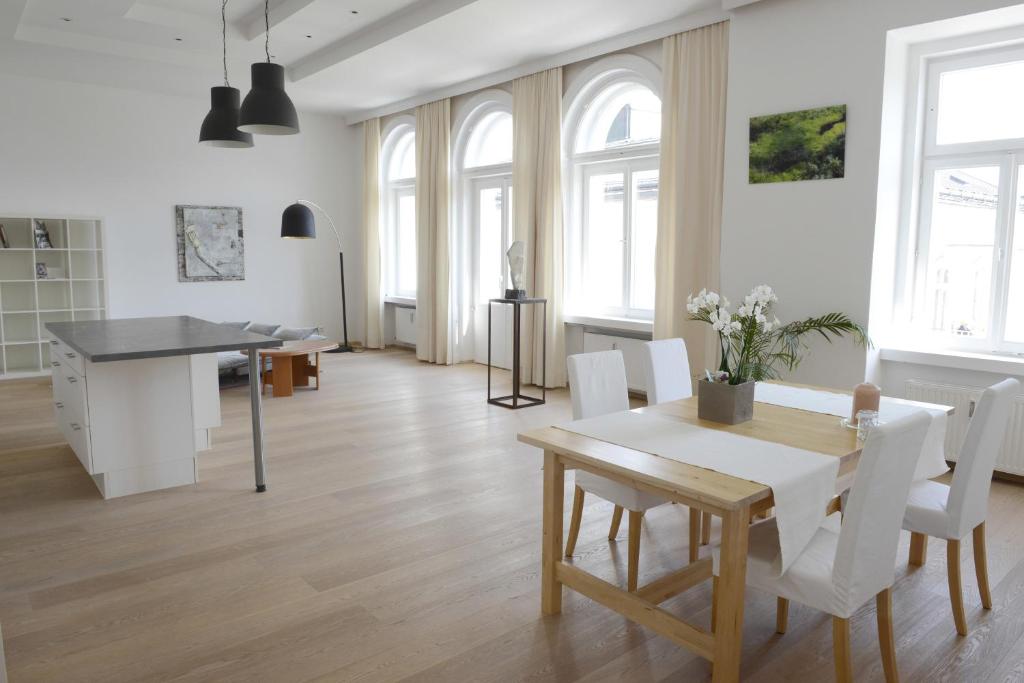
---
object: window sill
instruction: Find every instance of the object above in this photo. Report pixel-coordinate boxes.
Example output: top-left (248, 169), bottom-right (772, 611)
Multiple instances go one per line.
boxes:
top-left (384, 296), bottom-right (416, 308)
top-left (879, 346), bottom-right (1024, 376)
top-left (563, 314), bottom-right (653, 334)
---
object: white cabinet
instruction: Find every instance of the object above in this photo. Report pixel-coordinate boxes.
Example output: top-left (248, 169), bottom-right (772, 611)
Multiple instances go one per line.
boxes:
top-left (582, 332), bottom-right (648, 392)
top-left (48, 337), bottom-right (220, 499)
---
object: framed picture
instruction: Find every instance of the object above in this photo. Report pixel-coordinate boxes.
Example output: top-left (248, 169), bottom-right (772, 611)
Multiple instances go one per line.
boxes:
top-left (749, 105), bottom-right (846, 184)
top-left (175, 205), bottom-right (245, 282)
top-left (35, 262), bottom-right (48, 280)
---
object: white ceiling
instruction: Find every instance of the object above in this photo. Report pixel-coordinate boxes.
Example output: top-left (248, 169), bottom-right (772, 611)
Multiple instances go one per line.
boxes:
top-left (0, 0), bottom-right (722, 120)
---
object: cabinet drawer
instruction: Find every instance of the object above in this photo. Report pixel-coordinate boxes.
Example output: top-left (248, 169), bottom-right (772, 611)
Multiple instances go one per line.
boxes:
top-left (62, 414), bottom-right (93, 473)
top-left (52, 366), bottom-right (89, 425)
top-left (49, 339), bottom-right (85, 376)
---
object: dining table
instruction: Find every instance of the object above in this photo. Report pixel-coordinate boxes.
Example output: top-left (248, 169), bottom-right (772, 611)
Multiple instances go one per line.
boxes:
top-left (517, 381), bottom-right (954, 682)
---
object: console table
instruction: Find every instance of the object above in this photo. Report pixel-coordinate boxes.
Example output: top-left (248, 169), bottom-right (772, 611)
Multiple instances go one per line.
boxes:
top-left (487, 297), bottom-right (546, 409)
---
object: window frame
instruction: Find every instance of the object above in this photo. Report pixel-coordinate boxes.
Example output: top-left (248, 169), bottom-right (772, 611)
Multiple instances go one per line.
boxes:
top-left (903, 45), bottom-right (1024, 354)
top-left (562, 55), bottom-right (662, 321)
top-left (380, 116), bottom-right (416, 300)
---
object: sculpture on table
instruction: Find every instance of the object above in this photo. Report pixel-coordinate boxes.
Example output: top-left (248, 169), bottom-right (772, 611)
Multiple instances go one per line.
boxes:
top-left (505, 240), bottom-right (526, 300)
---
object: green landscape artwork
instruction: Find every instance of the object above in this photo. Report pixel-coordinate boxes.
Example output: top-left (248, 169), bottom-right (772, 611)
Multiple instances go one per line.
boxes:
top-left (749, 105), bottom-right (846, 184)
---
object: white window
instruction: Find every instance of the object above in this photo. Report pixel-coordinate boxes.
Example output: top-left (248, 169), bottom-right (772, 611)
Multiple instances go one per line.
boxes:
top-left (564, 57), bottom-right (661, 320)
top-left (452, 93), bottom-right (514, 364)
top-left (381, 118), bottom-right (416, 299)
top-left (906, 46), bottom-right (1024, 352)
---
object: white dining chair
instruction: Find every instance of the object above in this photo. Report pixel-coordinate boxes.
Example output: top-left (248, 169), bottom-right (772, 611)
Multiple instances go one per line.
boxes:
top-left (641, 338), bottom-right (708, 559)
top-left (712, 411), bottom-right (932, 683)
top-left (903, 377), bottom-right (1019, 636)
top-left (565, 350), bottom-right (670, 591)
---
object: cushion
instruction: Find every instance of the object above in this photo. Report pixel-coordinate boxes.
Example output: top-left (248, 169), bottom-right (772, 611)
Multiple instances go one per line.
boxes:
top-left (245, 322), bottom-right (281, 337)
top-left (220, 321), bottom-right (250, 331)
top-left (902, 479), bottom-right (952, 539)
top-left (308, 334), bottom-right (328, 341)
top-left (575, 470), bottom-right (668, 511)
top-left (217, 351), bottom-right (249, 371)
top-left (273, 326), bottom-right (320, 341)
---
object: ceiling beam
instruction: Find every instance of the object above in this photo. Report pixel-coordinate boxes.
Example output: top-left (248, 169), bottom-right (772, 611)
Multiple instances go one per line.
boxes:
top-left (289, 0), bottom-right (483, 82)
top-left (0, 0), bottom-right (28, 39)
top-left (239, 0), bottom-right (318, 42)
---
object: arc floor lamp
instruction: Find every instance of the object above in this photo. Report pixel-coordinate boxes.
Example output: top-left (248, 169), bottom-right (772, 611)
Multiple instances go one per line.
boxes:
top-left (281, 201), bottom-right (354, 353)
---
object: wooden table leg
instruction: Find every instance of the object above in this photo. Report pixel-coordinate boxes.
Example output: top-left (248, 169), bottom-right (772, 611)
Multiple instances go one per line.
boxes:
top-left (271, 355), bottom-right (294, 397)
top-left (542, 450), bottom-right (565, 615)
top-left (292, 354), bottom-right (311, 388)
top-left (712, 505), bottom-right (750, 683)
top-left (315, 352), bottom-right (321, 390)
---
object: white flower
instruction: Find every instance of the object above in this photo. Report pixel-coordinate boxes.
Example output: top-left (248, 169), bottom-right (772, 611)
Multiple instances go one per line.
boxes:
top-left (705, 291), bottom-right (720, 307)
top-left (730, 321), bottom-right (742, 333)
top-left (756, 312), bottom-right (767, 325)
top-left (737, 305), bottom-right (748, 317)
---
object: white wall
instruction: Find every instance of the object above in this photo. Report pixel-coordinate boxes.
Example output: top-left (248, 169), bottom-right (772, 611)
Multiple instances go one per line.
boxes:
top-left (0, 74), bottom-right (362, 343)
top-left (721, 0), bottom-right (1022, 390)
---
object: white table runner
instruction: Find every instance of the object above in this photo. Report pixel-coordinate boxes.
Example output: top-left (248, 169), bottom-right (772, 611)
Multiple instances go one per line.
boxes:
top-left (754, 383), bottom-right (949, 480)
top-left (557, 410), bottom-right (838, 576)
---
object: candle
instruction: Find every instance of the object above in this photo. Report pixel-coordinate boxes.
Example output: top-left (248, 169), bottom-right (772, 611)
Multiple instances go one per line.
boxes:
top-left (851, 382), bottom-right (881, 425)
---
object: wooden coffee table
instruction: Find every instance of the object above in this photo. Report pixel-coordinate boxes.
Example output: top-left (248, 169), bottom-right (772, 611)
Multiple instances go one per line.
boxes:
top-left (245, 340), bottom-right (339, 397)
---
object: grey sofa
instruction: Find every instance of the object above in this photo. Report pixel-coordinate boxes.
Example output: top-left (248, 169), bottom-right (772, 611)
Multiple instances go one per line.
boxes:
top-left (217, 321), bottom-right (327, 378)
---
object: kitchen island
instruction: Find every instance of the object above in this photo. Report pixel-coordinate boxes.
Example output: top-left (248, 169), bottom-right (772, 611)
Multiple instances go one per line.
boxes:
top-left (45, 316), bottom-right (281, 498)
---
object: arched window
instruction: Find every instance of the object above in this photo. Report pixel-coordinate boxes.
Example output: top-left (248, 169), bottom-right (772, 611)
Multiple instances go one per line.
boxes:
top-left (381, 117), bottom-right (416, 299)
top-left (452, 92), bottom-right (514, 363)
top-left (564, 56), bottom-right (661, 319)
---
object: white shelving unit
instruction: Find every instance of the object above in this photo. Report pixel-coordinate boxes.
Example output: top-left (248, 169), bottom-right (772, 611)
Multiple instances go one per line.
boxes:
top-left (0, 216), bottom-right (107, 378)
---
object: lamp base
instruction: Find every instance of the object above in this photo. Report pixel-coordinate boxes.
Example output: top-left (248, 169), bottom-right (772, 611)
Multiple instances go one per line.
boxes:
top-left (326, 344), bottom-right (356, 353)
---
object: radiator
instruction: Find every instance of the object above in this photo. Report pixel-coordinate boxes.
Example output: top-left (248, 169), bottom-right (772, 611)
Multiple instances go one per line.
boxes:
top-left (905, 379), bottom-right (1024, 476)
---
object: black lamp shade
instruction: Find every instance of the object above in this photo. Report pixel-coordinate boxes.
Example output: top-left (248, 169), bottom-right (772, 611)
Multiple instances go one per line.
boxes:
top-left (199, 87), bottom-right (254, 148)
top-left (281, 203), bottom-right (316, 239)
top-left (239, 63), bottom-right (300, 135)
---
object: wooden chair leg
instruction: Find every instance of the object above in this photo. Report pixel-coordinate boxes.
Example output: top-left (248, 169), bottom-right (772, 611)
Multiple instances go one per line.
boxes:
top-left (947, 539), bottom-right (968, 636)
top-left (627, 510), bottom-right (642, 592)
top-left (711, 575), bottom-right (719, 633)
top-left (833, 616), bottom-right (853, 683)
top-left (608, 505), bottom-right (624, 541)
top-left (689, 508), bottom-right (701, 563)
top-left (909, 532), bottom-right (928, 567)
top-left (973, 523), bottom-right (993, 609)
top-left (876, 588), bottom-right (898, 683)
top-left (701, 511), bottom-right (712, 545)
top-left (564, 486), bottom-right (585, 557)
top-left (776, 597), bottom-right (789, 634)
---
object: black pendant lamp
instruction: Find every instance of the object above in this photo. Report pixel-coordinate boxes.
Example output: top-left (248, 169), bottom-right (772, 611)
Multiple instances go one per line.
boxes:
top-left (199, 0), bottom-right (253, 148)
top-left (238, 0), bottom-right (299, 135)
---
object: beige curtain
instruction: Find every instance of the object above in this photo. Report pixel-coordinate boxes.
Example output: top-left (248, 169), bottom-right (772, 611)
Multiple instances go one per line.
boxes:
top-left (414, 99), bottom-right (452, 364)
top-left (512, 68), bottom-right (566, 388)
top-left (362, 118), bottom-right (384, 349)
top-left (653, 21), bottom-right (729, 376)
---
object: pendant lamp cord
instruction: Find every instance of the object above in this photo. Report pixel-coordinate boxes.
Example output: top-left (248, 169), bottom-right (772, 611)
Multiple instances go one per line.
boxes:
top-left (264, 0), bottom-right (271, 63)
top-left (221, 0), bottom-right (229, 86)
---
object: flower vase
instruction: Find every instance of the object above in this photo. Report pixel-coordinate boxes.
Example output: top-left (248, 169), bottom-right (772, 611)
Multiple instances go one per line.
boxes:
top-left (697, 379), bottom-right (755, 425)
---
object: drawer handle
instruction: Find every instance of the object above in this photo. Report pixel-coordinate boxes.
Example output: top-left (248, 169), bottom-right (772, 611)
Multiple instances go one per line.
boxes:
top-left (67, 376), bottom-right (77, 383)
top-left (70, 423), bottom-right (81, 431)
top-left (65, 352), bottom-right (76, 359)
top-left (50, 339), bottom-right (59, 345)
top-left (52, 360), bottom-right (61, 367)
top-left (55, 401), bottom-right (64, 408)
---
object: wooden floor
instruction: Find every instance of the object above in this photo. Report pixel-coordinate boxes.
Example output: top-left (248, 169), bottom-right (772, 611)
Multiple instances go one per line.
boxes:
top-left (2, 348), bottom-right (1024, 682)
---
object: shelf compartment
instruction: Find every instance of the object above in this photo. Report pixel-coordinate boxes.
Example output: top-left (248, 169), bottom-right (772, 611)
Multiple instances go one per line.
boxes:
top-left (2, 312), bottom-right (40, 344)
top-left (0, 218), bottom-right (34, 249)
top-left (68, 220), bottom-right (101, 250)
top-left (71, 279), bottom-right (101, 309)
top-left (69, 250), bottom-right (101, 280)
top-left (1, 282), bottom-right (36, 311)
top-left (39, 310), bottom-right (73, 342)
top-left (34, 250), bottom-right (69, 280)
top-left (30, 219), bottom-right (68, 249)
top-left (0, 251), bottom-right (35, 281)
top-left (4, 342), bottom-right (42, 374)
top-left (38, 280), bottom-right (72, 310)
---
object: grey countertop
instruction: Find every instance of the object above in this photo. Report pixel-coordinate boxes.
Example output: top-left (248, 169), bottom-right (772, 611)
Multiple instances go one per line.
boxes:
top-left (45, 316), bottom-right (283, 363)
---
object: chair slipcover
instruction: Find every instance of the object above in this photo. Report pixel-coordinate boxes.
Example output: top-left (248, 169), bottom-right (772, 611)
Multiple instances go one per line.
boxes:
top-left (713, 411), bottom-right (932, 618)
top-left (903, 378), bottom-right (1019, 541)
top-left (568, 351), bottom-right (667, 511)
top-left (642, 338), bottom-right (693, 405)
